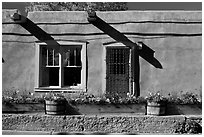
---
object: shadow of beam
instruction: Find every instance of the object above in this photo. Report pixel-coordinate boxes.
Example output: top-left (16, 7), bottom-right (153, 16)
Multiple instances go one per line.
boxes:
top-left (88, 13), bottom-right (163, 69)
top-left (88, 14), bottom-right (137, 49)
top-left (138, 42), bottom-right (163, 69)
top-left (11, 13), bottom-right (60, 51)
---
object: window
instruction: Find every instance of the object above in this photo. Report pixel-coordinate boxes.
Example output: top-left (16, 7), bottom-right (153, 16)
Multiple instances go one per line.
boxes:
top-left (102, 43), bottom-right (132, 98)
top-left (106, 47), bottom-right (129, 75)
top-left (63, 46), bottom-right (82, 87)
top-left (35, 41), bottom-right (86, 91)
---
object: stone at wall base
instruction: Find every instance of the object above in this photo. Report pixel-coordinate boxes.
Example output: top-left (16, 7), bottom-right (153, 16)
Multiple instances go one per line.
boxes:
top-left (2, 114), bottom-right (202, 134)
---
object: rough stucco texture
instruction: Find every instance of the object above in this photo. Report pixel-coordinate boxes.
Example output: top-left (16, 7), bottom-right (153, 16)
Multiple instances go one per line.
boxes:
top-left (2, 10), bottom-right (202, 97)
top-left (2, 114), bottom-right (197, 134)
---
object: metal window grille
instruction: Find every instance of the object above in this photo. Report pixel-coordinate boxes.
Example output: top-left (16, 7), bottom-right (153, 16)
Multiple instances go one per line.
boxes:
top-left (106, 47), bottom-right (130, 98)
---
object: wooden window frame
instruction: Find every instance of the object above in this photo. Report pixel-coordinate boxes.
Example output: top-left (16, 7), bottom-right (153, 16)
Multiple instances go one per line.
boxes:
top-left (34, 41), bottom-right (87, 92)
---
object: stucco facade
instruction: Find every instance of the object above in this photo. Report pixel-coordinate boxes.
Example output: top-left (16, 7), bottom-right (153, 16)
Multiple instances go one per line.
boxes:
top-left (2, 9), bottom-right (202, 97)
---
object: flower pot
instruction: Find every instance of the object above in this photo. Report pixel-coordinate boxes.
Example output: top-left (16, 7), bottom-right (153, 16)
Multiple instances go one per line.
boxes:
top-left (45, 100), bottom-right (66, 115)
top-left (146, 101), bottom-right (166, 116)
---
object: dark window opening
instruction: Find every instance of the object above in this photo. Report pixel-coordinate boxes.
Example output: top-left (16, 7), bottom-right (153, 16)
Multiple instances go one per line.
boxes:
top-left (49, 67), bottom-right (59, 86)
top-left (64, 67), bottom-right (81, 86)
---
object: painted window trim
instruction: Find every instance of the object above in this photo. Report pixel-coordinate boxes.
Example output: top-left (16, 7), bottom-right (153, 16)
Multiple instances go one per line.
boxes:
top-left (34, 41), bottom-right (87, 92)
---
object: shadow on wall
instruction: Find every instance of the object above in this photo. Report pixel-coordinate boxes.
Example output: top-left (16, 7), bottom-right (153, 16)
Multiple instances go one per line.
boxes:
top-left (9, 12), bottom-right (162, 97)
top-left (138, 42), bottom-right (162, 69)
top-left (11, 13), bottom-right (60, 51)
top-left (87, 11), bottom-right (163, 69)
top-left (10, 12), bottom-right (162, 69)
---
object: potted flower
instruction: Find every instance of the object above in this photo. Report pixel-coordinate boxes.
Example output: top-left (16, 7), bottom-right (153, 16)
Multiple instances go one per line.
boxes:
top-left (44, 91), bottom-right (67, 115)
top-left (145, 91), bottom-right (167, 116)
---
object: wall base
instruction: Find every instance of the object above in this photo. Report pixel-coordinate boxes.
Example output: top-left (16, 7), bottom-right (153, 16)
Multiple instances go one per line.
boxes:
top-left (2, 114), bottom-right (202, 134)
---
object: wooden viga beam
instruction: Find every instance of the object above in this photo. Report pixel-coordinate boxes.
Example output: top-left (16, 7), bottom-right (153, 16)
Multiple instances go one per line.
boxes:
top-left (87, 11), bottom-right (162, 69)
top-left (11, 13), bottom-right (60, 51)
top-left (87, 10), bottom-right (141, 50)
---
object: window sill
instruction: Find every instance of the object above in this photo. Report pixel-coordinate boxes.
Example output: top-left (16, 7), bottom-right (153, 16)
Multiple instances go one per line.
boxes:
top-left (34, 87), bottom-right (85, 93)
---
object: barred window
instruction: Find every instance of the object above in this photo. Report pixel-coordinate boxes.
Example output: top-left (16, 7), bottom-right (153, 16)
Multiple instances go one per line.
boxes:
top-left (106, 48), bottom-right (129, 74)
top-left (106, 46), bottom-right (131, 98)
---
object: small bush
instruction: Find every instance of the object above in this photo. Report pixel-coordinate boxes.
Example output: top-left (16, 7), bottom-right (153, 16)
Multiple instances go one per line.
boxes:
top-left (2, 89), bottom-right (44, 104)
top-left (167, 92), bottom-right (201, 105)
top-left (2, 89), bottom-right (202, 105)
top-left (175, 120), bottom-right (202, 134)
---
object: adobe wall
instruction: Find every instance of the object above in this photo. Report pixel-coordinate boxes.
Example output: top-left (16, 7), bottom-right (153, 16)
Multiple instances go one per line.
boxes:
top-left (2, 9), bottom-right (202, 97)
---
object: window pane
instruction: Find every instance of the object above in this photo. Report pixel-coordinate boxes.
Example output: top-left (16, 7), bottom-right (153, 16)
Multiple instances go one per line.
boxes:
top-left (70, 49), bottom-right (75, 66)
top-left (63, 50), bottom-right (71, 66)
top-left (54, 51), bottom-right (59, 66)
top-left (41, 46), bottom-right (47, 66)
top-left (46, 48), bottom-right (59, 66)
top-left (64, 67), bottom-right (81, 86)
top-left (41, 67), bottom-right (59, 86)
top-left (49, 67), bottom-right (59, 86)
top-left (76, 48), bottom-right (81, 66)
top-left (41, 67), bottom-right (49, 86)
top-left (48, 49), bottom-right (53, 66)
top-left (63, 48), bottom-right (81, 66)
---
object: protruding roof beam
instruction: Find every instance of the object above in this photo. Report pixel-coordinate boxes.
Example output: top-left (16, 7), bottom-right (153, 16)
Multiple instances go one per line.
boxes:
top-left (11, 13), bottom-right (60, 51)
top-left (87, 11), bottom-right (162, 69)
